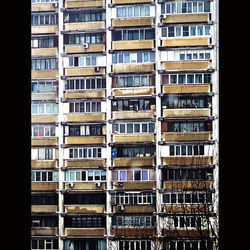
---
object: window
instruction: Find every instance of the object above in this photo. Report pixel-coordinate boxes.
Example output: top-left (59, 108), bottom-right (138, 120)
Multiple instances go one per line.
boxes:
top-left (114, 145), bottom-right (155, 158)
top-left (31, 171), bottom-right (58, 182)
top-left (113, 98), bottom-right (155, 111)
top-left (31, 36), bottom-right (58, 48)
top-left (31, 103), bottom-right (58, 115)
top-left (111, 192), bottom-right (155, 205)
top-left (31, 125), bottom-right (56, 137)
top-left (65, 216), bottom-right (105, 228)
top-left (31, 81), bottom-right (57, 93)
top-left (64, 10), bottom-right (105, 23)
top-left (169, 144), bottom-right (205, 156)
top-left (69, 101), bottom-right (101, 113)
top-left (65, 170), bottom-right (106, 182)
top-left (169, 49), bottom-right (210, 61)
top-left (113, 216), bottom-right (154, 228)
top-left (68, 124), bottom-right (103, 136)
top-left (112, 52), bottom-right (155, 64)
top-left (115, 75), bottom-right (152, 88)
top-left (167, 121), bottom-right (208, 133)
top-left (116, 5), bottom-right (150, 18)
top-left (31, 13), bottom-right (58, 26)
top-left (31, 239), bottom-right (58, 250)
top-left (64, 33), bottom-right (104, 45)
top-left (69, 147), bottom-right (102, 159)
top-left (113, 169), bottom-right (154, 181)
top-left (32, 58), bottom-right (58, 70)
top-left (113, 122), bottom-right (155, 134)
top-left (69, 55), bottom-right (104, 67)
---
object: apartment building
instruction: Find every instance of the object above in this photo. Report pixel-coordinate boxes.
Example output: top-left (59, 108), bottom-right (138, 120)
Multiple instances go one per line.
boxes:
top-left (31, 0), bottom-right (219, 249)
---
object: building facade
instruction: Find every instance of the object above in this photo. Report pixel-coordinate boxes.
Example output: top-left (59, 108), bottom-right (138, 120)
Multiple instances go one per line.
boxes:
top-left (31, 0), bottom-right (219, 249)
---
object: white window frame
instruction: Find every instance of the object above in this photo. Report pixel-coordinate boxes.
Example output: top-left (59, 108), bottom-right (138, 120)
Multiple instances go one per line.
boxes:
top-left (116, 5), bottom-right (151, 18)
top-left (69, 147), bottom-right (102, 159)
top-left (64, 170), bottom-right (106, 182)
top-left (31, 170), bottom-right (58, 182)
top-left (69, 101), bottom-right (102, 113)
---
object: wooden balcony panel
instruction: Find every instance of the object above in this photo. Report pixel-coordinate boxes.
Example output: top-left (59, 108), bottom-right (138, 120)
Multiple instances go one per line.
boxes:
top-left (64, 182), bottom-right (106, 191)
top-left (113, 133), bottom-right (155, 143)
top-left (31, 115), bottom-right (58, 124)
top-left (65, 228), bottom-right (106, 237)
top-left (113, 228), bottom-right (155, 237)
top-left (162, 132), bottom-right (212, 142)
top-left (31, 137), bottom-right (58, 146)
top-left (162, 108), bottom-right (210, 118)
top-left (113, 204), bottom-right (155, 214)
top-left (65, 0), bottom-right (104, 8)
top-left (65, 67), bottom-right (106, 76)
top-left (113, 87), bottom-right (154, 97)
top-left (31, 3), bottom-right (57, 12)
top-left (65, 113), bottom-right (106, 122)
top-left (65, 136), bottom-right (106, 145)
top-left (162, 37), bottom-right (210, 47)
top-left (32, 70), bottom-right (58, 79)
top-left (113, 157), bottom-right (154, 167)
top-left (64, 89), bottom-right (106, 99)
top-left (64, 21), bottom-right (105, 31)
top-left (31, 227), bottom-right (58, 236)
top-left (31, 92), bottom-right (58, 101)
top-left (161, 61), bottom-right (210, 71)
top-left (31, 205), bottom-right (58, 213)
top-left (163, 229), bottom-right (211, 238)
top-left (113, 181), bottom-right (155, 190)
top-left (162, 84), bottom-right (210, 94)
top-left (65, 158), bottom-right (106, 168)
top-left (65, 205), bottom-right (105, 214)
top-left (113, 63), bottom-right (154, 73)
top-left (113, 40), bottom-right (154, 50)
top-left (162, 156), bottom-right (212, 166)
top-left (64, 44), bottom-right (105, 54)
top-left (162, 13), bottom-right (210, 24)
top-left (162, 180), bottom-right (213, 190)
top-left (112, 18), bottom-right (153, 27)
top-left (31, 160), bottom-right (58, 169)
top-left (112, 110), bottom-right (155, 120)
top-left (31, 182), bottom-right (59, 191)
top-left (163, 204), bottom-right (213, 214)
top-left (31, 25), bottom-right (58, 34)
top-left (31, 48), bottom-right (57, 57)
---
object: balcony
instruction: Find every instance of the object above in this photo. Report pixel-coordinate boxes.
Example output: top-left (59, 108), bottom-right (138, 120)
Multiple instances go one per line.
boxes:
top-left (163, 204), bottom-right (213, 214)
top-left (64, 44), bottom-right (105, 54)
top-left (162, 156), bottom-right (212, 166)
top-left (31, 137), bottom-right (58, 146)
top-left (31, 227), bottom-right (58, 236)
top-left (113, 157), bottom-right (154, 167)
top-left (161, 61), bottom-right (210, 71)
top-left (31, 160), bottom-right (58, 170)
top-left (112, 110), bottom-right (155, 120)
top-left (64, 182), bottom-right (106, 191)
top-left (113, 87), bottom-right (154, 97)
top-left (113, 0), bottom-right (153, 3)
top-left (31, 48), bottom-right (57, 57)
top-left (31, 205), bottom-right (58, 213)
top-left (162, 131), bottom-right (212, 142)
top-left (31, 3), bottom-right (57, 12)
top-left (162, 84), bottom-right (211, 94)
top-left (162, 37), bottom-right (210, 48)
top-left (112, 63), bottom-right (154, 73)
top-left (112, 40), bottom-right (154, 50)
top-left (31, 182), bottom-right (58, 191)
top-left (113, 228), bottom-right (155, 237)
top-left (162, 108), bottom-right (210, 118)
top-left (65, 113), bottom-right (106, 122)
top-left (65, 67), bottom-right (106, 76)
top-left (31, 69), bottom-right (58, 79)
top-left (65, 204), bottom-right (105, 214)
top-left (31, 92), bottom-right (58, 101)
top-left (113, 181), bottom-right (155, 190)
top-left (65, 136), bottom-right (106, 145)
top-left (112, 17), bottom-right (153, 27)
top-left (162, 180), bottom-right (213, 190)
top-left (64, 89), bottom-right (106, 99)
top-left (162, 13), bottom-right (210, 24)
top-left (65, 0), bottom-right (104, 8)
top-left (65, 228), bottom-right (106, 237)
top-left (113, 133), bottom-right (155, 144)
top-left (31, 25), bottom-right (58, 35)
top-left (113, 204), bottom-right (155, 214)
top-left (65, 158), bottom-right (106, 168)
top-left (31, 115), bottom-right (58, 124)
top-left (64, 21), bottom-right (105, 31)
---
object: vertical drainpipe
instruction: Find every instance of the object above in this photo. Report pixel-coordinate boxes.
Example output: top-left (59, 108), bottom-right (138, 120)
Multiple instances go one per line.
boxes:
top-left (105, 0), bottom-right (112, 248)
top-left (154, 1), bottom-right (162, 248)
top-left (211, 0), bottom-right (219, 247)
top-left (57, 0), bottom-right (65, 249)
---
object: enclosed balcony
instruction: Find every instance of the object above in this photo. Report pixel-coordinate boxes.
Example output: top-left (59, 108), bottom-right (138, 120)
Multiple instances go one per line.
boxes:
top-left (65, 0), bottom-right (104, 8)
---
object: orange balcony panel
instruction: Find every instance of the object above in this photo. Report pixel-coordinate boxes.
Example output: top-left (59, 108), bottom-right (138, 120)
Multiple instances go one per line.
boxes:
top-left (162, 13), bottom-right (210, 24)
top-left (113, 181), bottom-right (155, 190)
top-left (163, 108), bottom-right (210, 118)
top-left (113, 87), bottom-right (154, 97)
top-left (163, 204), bottom-right (213, 214)
top-left (161, 61), bottom-right (210, 71)
top-left (113, 0), bottom-right (152, 4)
top-left (112, 110), bottom-right (155, 120)
top-left (65, 44), bottom-right (105, 54)
top-left (31, 137), bottom-right (58, 146)
top-left (65, 113), bottom-right (106, 122)
top-left (65, 158), bottom-right (106, 168)
top-left (162, 156), bottom-right (212, 166)
top-left (162, 84), bottom-right (210, 94)
top-left (31, 182), bottom-right (58, 191)
top-left (31, 115), bottom-right (58, 124)
top-left (65, 67), bottom-right (106, 77)
top-left (113, 63), bottom-right (154, 73)
top-left (163, 229), bottom-right (211, 238)
top-left (31, 205), bottom-right (58, 213)
top-left (32, 70), bottom-right (58, 79)
top-left (65, 228), bottom-right (106, 237)
top-left (31, 160), bottom-right (58, 169)
top-left (65, 136), bottom-right (106, 145)
top-left (113, 40), bottom-right (154, 50)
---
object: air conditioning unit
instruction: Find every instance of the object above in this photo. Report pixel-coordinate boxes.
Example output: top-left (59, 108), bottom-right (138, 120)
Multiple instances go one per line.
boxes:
top-left (117, 205), bottom-right (124, 211)
top-left (53, 3), bottom-right (58, 8)
top-left (207, 173), bottom-right (213, 180)
top-left (82, 43), bottom-right (89, 49)
top-left (118, 182), bottom-right (123, 187)
top-left (96, 182), bottom-right (102, 187)
top-left (68, 182), bottom-right (74, 188)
